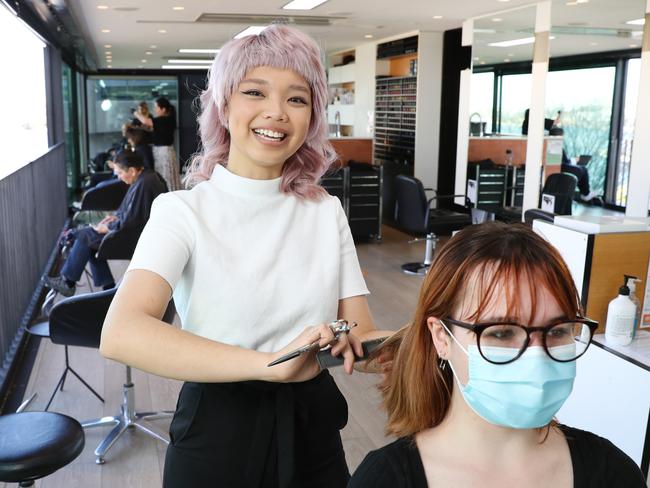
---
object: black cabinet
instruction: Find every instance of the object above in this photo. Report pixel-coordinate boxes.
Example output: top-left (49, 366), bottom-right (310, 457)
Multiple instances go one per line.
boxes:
top-left (377, 36), bottom-right (418, 59)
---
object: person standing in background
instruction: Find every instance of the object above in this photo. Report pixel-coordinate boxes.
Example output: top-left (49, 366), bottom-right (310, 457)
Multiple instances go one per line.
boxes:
top-left (134, 96), bottom-right (180, 191)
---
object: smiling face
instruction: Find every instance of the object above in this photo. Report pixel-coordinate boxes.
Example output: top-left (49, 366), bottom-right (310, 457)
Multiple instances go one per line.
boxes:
top-left (225, 66), bottom-right (312, 179)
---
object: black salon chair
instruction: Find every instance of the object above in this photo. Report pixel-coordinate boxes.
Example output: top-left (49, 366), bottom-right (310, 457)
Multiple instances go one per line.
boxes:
top-left (523, 208), bottom-right (555, 225)
top-left (80, 179), bottom-right (128, 211)
top-left (49, 288), bottom-right (176, 464)
top-left (395, 175), bottom-right (471, 275)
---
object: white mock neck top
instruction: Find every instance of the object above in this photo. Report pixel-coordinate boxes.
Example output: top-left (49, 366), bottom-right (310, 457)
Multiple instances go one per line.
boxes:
top-left (128, 164), bottom-right (369, 352)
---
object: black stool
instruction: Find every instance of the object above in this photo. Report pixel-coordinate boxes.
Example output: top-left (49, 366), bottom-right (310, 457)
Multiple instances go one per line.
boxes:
top-left (0, 411), bottom-right (84, 486)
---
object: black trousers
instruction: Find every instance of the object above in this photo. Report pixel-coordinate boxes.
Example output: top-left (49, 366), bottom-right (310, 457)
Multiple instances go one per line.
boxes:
top-left (163, 371), bottom-right (350, 488)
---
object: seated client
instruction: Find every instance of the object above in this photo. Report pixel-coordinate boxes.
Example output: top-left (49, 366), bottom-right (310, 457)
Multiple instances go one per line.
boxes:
top-left (46, 151), bottom-right (167, 296)
top-left (350, 222), bottom-right (645, 487)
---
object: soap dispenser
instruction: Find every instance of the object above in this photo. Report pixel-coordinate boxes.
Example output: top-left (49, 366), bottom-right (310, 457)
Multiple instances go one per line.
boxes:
top-left (605, 276), bottom-right (637, 346)
top-left (624, 275), bottom-right (642, 339)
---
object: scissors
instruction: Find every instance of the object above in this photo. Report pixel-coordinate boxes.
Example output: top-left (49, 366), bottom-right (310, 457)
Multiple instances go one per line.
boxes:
top-left (267, 319), bottom-right (356, 367)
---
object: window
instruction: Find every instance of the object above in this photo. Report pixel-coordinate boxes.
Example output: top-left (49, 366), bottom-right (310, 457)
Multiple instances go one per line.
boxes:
top-left (0, 4), bottom-right (47, 178)
top-left (499, 73), bottom-right (532, 135)
top-left (86, 77), bottom-right (178, 161)
top-left (546, 66), bottom-right (616, 197)
top-left (470, 72), bottom-right (495, 134)
top-left (615, 58), bottom-right (641, 207)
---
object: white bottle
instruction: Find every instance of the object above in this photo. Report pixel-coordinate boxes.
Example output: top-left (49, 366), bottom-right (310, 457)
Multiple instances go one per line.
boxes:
top-left (625, 276), bottom-right (641, 339)
top-left (605, 283), bottom-right (637, 346)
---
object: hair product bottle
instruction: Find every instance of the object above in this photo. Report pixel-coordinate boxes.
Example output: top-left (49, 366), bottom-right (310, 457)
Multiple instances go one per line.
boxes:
top-left (625, 275), bottom-right (642, 339)
top-left (605, 277), bottom-right (637, 346)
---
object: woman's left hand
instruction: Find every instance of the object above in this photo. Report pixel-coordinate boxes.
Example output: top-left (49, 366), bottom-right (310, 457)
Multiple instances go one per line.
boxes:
top-left (328, 332), bottom-right (364, 375)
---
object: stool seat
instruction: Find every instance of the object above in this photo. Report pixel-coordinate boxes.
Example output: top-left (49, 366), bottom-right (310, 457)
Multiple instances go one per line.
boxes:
top-left (0, 412), bottom-right (84, 483)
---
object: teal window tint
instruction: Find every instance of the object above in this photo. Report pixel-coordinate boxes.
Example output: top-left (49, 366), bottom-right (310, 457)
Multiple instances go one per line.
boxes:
top-left (86, 77), bottom-right (178, 161)
top-left (62, 62), bottom-right (79, 200)
top-left (545, 66), bottom-right (616, 197)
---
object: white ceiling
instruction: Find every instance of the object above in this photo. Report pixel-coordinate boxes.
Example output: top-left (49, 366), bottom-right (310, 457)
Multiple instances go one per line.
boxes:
top-left (67, 0), bottom-right (646, 70)
top-left (67, 0), bottom-right (540, 69)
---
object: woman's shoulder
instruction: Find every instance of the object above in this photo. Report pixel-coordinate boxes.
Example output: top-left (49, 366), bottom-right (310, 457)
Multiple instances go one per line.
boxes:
top-left (559, 424), bottom-right (646, 486)
top-left (349, 437), bottom-right (426, 488)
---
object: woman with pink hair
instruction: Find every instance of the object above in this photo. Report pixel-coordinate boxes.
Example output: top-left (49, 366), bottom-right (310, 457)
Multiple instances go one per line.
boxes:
top-left (100, 25), bottom-right (382, 487)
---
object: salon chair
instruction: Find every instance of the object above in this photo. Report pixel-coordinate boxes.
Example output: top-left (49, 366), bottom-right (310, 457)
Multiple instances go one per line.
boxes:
top-left (0, 396), bottom-right (84, 486)
top-left (523, 208), bottom-right (555, 225)
top-left (49, 288), bottom-right (176, 464)
top-left (80, 179), bottom-right (128, 211)
top-left (394, 175), bottom-right (471, 275)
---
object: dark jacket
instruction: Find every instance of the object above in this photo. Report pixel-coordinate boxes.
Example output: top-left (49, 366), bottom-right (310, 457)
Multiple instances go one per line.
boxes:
top-left (109, 169), bottom-right (168, 233)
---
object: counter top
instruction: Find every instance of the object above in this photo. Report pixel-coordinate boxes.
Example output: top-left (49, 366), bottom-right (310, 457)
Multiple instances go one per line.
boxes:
top-left (593, 331), bottom-right (650, 371)
top-left (468, 135), bottom-right (564, 140)
top-left (553, 215), bottom-right (650, 234)
top-left (328, 136), bottom-right (373, 140)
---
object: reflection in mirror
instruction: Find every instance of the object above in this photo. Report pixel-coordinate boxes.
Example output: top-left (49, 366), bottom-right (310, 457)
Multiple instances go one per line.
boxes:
top-left (545, 0), bottom-right (644, 208)
top-left (466, 6), bottom-right (536, 216)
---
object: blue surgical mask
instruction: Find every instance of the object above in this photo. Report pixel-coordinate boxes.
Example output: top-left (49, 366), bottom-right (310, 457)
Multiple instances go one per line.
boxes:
top-left (443, 324), bottom-right (576, 429)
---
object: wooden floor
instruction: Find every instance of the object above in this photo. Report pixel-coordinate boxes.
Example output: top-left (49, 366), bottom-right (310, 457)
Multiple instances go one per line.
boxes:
top-left (2, 225), bottom-right (427, 487)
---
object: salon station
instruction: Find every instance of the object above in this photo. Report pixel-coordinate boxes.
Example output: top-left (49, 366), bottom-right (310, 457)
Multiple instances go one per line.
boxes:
top-left (1, 0), bottom-right (650, 486)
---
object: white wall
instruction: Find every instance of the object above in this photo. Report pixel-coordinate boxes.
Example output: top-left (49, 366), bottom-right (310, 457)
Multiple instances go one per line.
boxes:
top-left (414, 32), bottom-right (444, 190)
top-left (353, 43), bottom-right (377, 138)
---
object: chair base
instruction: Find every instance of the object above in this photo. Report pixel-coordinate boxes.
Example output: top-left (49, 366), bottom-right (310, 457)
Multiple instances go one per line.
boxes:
top-left (81, 366), bottom-right (173, 464)
top-left (401, 262), bottom-right (429, 276)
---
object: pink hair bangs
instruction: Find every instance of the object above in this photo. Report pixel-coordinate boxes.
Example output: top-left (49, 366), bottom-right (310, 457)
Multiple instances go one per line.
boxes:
top-left (184, 25), bottom-right (336, 199)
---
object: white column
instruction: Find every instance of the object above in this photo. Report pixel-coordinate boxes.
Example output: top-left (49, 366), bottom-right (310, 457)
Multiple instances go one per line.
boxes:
top-left (454, 19), bottom-right (473, 205)
top-left (353, 43), bottom-right (377, 138)
top-left (414, 32), bottom-right (444, 190)
top-left (625, 1), bottom-right (650, 217)
top-left (522, 1), bottom-right (551, 217)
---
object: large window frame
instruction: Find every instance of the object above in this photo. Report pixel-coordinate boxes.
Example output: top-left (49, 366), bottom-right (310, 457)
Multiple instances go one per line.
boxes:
top-left (475, 49), bottom-right (641, 211)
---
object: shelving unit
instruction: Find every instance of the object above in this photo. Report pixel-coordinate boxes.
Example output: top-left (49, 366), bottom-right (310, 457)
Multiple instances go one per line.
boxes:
top-left (373, 76), bottom-right (417, 165)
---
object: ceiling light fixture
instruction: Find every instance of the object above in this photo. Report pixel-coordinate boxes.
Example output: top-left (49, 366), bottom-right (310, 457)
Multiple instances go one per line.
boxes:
top-left (150, 45), bottom-right (157, 48)
top-left (168, 59), bottom-right (213, 64)
top-left (107, 65), bottom-right (112, 68)
top-left (282, 0), bottom-right (328, 10)
top-left (97, 5), bottom-right (109, 9)
top-left (172, 6), bottom-right (185, 10)
top-left (364, 34), bottom-right (373, 38)
top-left (104, 44), bottom-right (112, 48)
top-left (141, 59), bottom-right (147, 62)
top-left (492, 18), bottom-right (502, 22)
top-left (158, 29), bottom-right (167, 33)
top-left (626, 18), bottom-right (645, 25)
top-left (488, 36), bottom-right (534, 47)
top-left (630, 44), bottom-right (639, 48)
top-left (432, 15), bottom-right (443, 19)
top-left (162, 64), bottom-right (210, 70)
top-left (178, 48), bottom-right (220, 53)
top-left (234, 26), bottom-right (267, 39)
top-left (101, 29), bottom-right (111, 33)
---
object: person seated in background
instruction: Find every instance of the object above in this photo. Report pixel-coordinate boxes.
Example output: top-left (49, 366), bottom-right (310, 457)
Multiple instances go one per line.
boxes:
top-left (46, 150), bottom-right (167, 297)
top-left (522, 109), bottom-right (599, 203)
top-left (350, 222), bottom-right (645, 487)
top-left (125, 126), bottom-right (154, 170)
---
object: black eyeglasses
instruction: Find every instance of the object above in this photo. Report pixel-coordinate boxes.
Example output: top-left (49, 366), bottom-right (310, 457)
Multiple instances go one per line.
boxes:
top-left (441, 317), bottom-right (599, 364)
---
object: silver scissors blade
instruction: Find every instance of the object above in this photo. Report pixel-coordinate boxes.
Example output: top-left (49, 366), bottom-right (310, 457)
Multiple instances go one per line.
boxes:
top-left (266, 320), bottom-right (356, 367)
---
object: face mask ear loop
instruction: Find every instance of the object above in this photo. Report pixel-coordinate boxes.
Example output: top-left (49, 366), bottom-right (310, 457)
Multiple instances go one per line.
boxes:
top-left (439, 320), bottom-right (469, 389)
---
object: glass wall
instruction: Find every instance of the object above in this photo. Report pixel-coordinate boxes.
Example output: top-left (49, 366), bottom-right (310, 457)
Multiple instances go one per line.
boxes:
top-left (615, 58), bottom-right (641, 207)
top-left (86, 77), bottom-right (178, 160)
top-left (62, 62), bottom-right (79, 197)
top-left (545, 66), bottom-right (616, 196)
top-left (469, 72), bottom-right (495, 134)
top-left (0, 3), bottom-right (48, 178)
top-left (499, 73), bottom-right (532, 135)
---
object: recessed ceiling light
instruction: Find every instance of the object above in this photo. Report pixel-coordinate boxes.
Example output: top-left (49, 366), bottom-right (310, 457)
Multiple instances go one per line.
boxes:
top-left (105, 51), bottom-right (111, 54)
top-left (101, 29), bottom-right (111, 33)
top-left (97, 5), bottom-right (109, 10)
top-left (432, 15), bottom-right (443, 19)
top-left (145, 51), bottom-right (152, 55)
top-left (107, 65), bottom-right (112, 68)
top-left (507, 53), bottom-right (514, 57)
top-left (492, 18), bottom-right (502, 22)
top-left (161, 64), bottom-right (210, 70)
top-left (168, 59), bottom-right (213, 64)
top-left (141, 59), bottom-right (147, 62)
top-left (158, 29), bottom-right (167, 34)
top-left (473, 56), bottom-right (479, 60)
top-left (234, 26), bottom-right (267, 39)
top-left (480, 61), bottom-right (486, 65)
top-left (566, 1), bottom-right (578, 5)
top-left (172, 6), bottom-right (185, 10)
top-left (498, 0), bottom-right (510, 2)
top-left (364, 34), bottom-right (373, 38)
top-left (104, 44), bottom-right (112, 48)
top-left (626, 18), bottom-right (645, 25)
top-left (150, 45), bottom-right (157, 48)
top-left (576, 0), bottom-right (589, 3)
top-left (590, 42), bottom-right (598, 46)
top-left (282, 0), bottom-right (328, 10)
top-left (630, 44), bottom-right (639, 48)
top-left (138, 65), bottom-right (143, 68)
top-left (178, 48), bottom-right (220, 53)
top-left (504, 59), bottom-right (511, 62)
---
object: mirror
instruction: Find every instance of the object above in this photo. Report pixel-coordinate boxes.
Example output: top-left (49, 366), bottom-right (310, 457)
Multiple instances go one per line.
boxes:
top-left (544, 0), bottom-right (645, 208)
top-left (465, 6), bottom-right (537, 213)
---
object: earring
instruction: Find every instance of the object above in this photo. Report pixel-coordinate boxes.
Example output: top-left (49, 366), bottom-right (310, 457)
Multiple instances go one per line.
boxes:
top-left (438, 358), bottom-right (447, 371)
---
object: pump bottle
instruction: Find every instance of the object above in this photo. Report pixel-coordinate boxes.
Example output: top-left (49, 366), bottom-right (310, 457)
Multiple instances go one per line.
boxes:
top-left (624, 275), bottom-right (642, 339)
top-left (605, 276), bottom-right (637, 346)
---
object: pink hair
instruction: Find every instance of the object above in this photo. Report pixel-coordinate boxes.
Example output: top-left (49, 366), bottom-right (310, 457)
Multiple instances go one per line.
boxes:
top-left (184, 25), bottom-right (337, 199)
